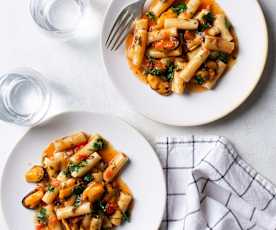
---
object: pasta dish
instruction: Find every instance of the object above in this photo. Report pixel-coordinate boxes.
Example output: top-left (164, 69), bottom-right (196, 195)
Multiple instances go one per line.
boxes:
top-left (126, 0), bottom-right (238, 96)
top-left (22, 132), bottom-right (133, 230)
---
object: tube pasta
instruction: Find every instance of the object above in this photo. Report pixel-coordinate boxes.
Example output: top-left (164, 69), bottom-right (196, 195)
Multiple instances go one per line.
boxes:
top-left (147, 28), bottom-right (178, 44)
top-left (204, 36), bottom-right (235, 54)
top-left (103, 153), bottom-right (129, 182)
top-left (214, 14), bottom-right (233, 41)
top-left (128, 19), bottom-right (148, 63)
top-left (178, 48), bottom-right (210, 82)
top-left (150, 0), bottom-right (174, 17)
top-left (53, 132), bottom-right (87, 152)
top-left (164, 18), bottom-right (198, 30)
top-left (132, 30), bottom-right (148, 66)
top-left (172, 72), bottom-right (186, 94)
top-left (56, 202), bottom-right (91, 220)
top-left (111, 210), bottom-right (123, 226)
top-left (42, 186), bottom-right (59, 204)
top-left (186, 35), bottom-right (202, 51)
top-left (187, 47), bottom-right (201, 61)
top-left (118, 192), bottom-right (133, 213)
top-left (70, 134), bottom-right (104, 163)
top-left (90, 217), bottom-right (103, 230)
top-left (147, 46), bottom-right (182, 58)
top-left (23, 132), bottom-right (133, 230)
top-left (179, 0), bottom-right (201, 19)
top-left (71, 152), bottom-right (102, 178)
top-left (207, 26), bottom-right (220, 36)
top-left (172, 60), bottom-right (187, 94)
top-left (202, 61), bottom-right (227, 89)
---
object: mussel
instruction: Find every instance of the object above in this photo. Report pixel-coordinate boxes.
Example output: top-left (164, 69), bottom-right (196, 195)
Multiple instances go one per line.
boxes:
top-left (22, 189), bottom-right (44, 209)
top-left (25, 165), bottom-right (45, 183)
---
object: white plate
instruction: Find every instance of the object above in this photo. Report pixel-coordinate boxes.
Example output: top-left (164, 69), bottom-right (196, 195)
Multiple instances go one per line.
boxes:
top-left (0, 111), bottom-right (166, 230)
top-left (101, 0), bottom-right (268, 126)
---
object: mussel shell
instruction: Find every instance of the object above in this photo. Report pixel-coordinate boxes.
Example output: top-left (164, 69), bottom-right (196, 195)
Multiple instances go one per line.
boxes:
top-left (22, 189), bottom-right (43, 210)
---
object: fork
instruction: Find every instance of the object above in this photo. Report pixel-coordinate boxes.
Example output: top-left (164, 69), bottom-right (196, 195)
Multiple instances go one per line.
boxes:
top-left (105, 0), bottom-right (147, 51)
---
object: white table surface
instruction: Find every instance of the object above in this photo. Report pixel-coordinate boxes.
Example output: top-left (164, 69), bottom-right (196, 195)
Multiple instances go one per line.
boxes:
top-left (0, 0), bottom-right (275, 228)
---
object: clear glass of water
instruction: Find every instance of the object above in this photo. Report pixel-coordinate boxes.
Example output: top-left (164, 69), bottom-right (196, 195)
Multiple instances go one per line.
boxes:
top-left (0, 68), bottom-right (51, 126)
top-left (29, 0), bottom-right (88, 39)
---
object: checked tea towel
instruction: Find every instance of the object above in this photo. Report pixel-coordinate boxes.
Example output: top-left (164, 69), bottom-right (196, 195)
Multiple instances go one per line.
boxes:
top-left (155, 136), bottom-right (276, 230)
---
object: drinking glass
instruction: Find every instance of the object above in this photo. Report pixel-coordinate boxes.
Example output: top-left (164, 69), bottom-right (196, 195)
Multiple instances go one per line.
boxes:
top-left (29, 0), bottom-right (89, 39)
top-left (0, 68), bottom-right (51, 126)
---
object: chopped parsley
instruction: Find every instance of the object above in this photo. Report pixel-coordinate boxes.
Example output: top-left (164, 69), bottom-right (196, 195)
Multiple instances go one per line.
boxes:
top-left (83, 174), bottom-right (93, 183)
top-left (145, 11), bottom-right (156, 21)
top-left (225, 18), bottom-right (232, 29)
top-left (93, 138), bottom-right (105, 151)
top-left (74, 195), bottom-right (82, 208)
top-left (194, 75), bottom-right (205, 85)
top-left (198, 12), bottom-right (214, 32)
top-left (209, 51), bottom-right (230, 64)
top-left (37, 208), bottom-right (47, 224)
top-left (144, 68), bottom-right (163, 76)
top-left (165, 62), bottom-right (175, 81)
top-left (172, 3), bottom-right (187, 15)
top-left (198, 23), bottom-right (210, 32)
top-left (68, 160), bottom-right (88, 174)
top-left (47, 185), bottom-right (55, 192)
top-left (93, 200), bottom-right (106, 215)
top-left (202, 12), bottom-right (214, 25)
top-left (122, 211), bottom-right (130, 223)
top-left (62, 169), bottom-right (71, 177)
top-left (218, 52), bottom-right (229, 63)
top-left (73, 185), bottom-right (85, 196)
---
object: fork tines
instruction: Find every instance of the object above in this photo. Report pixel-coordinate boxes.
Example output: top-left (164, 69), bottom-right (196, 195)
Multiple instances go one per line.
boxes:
top-left (105, 9), bottom-right (135, 51)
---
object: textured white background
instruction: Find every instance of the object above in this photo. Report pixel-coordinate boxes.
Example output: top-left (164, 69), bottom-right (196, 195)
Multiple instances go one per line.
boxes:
top-left (0, 0), bottom-right (275, 228)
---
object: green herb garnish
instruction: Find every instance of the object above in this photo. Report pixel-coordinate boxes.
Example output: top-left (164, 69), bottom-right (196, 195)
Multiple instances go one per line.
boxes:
top-left (165, 62), bottom-right (175, 81)
top-left (73, 185), bottom-right (85, 196)
top-left (146, 11), bottom-right (156, 21)
top-left (93, 138), bottom-right (105, 151)
top-left (198, 23), bottom-right (210, 32)
top-left (202, 12), bottom-right (214, 25)
top-left (122, 211), bottom-right (130, 223)
top-left (172, 3), bottom-right (187, 15)
top-left (209, 51), bottom-right (220, 60)
top-left (74, 195), bottom-right (82, 208)
top-left (144, 68), bottom-right (164, 76)
top-left (37, 208), bottom-right (48, 224)
top-left (194, 75), bottom-right (205, 85)
top-left (225, 18), bottom-right (232, 29)
top-left (47, 185), bottom-right (55, 192)
top-left (209, 51), bottom-right (230, 63)
top-left (83, 174), bottom-right (93, 183)
top-left (93, 200), bottom-right (106, 215)
top-left (68, 160), bottom-right (88, 174)
top-left (218, 52), bottom-right (229, 63)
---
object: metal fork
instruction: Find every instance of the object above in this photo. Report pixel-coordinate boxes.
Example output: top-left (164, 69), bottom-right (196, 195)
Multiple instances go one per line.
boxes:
top-left (105, 0), bottom-right (147, 51)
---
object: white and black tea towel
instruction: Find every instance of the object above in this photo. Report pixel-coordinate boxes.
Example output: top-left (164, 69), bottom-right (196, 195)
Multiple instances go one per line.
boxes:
top-left (155, 136), bottom-right (276, 230)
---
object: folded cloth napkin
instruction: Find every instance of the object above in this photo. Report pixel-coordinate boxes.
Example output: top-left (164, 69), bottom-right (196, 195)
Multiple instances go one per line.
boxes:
top-left (155, 136), bottom-right (276, 230)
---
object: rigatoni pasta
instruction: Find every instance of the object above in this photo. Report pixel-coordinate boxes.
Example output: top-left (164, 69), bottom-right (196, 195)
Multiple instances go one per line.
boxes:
top-left (22, 132), bottom-right (133, 230)
top-left (126, 0), bottom-right (238, 95)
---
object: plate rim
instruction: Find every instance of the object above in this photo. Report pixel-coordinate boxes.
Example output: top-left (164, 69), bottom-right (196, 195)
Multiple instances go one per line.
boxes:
top-left (0, 110), bottom-right (166, 230)
top-left (100, 0), bottom-right (269, 127)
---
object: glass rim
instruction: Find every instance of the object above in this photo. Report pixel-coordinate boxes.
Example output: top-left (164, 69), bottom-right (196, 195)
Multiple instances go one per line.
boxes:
top-left (0, 67), bottom-right (52, 126)
top-left (28, 0), bottom-right (87, 38)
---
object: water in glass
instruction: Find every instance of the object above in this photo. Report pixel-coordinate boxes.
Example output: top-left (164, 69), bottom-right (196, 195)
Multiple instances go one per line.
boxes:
top-left (0, 69), bottom-right (51, 126)
top-left (30, 0), bottom-right (87, 39)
